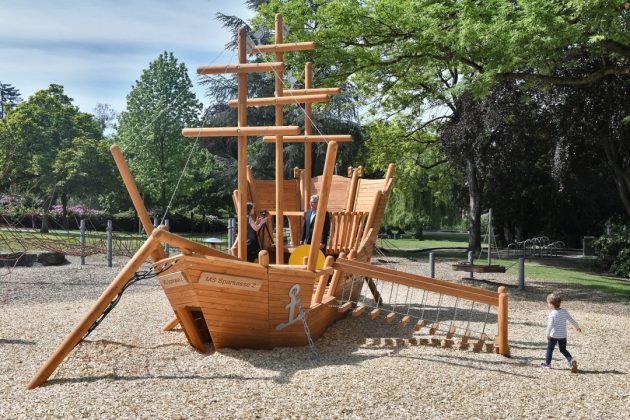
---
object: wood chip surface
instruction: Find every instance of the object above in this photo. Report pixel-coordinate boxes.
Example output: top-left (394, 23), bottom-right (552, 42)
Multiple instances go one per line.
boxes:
top-left (1, 255), bottom-right (628, 418)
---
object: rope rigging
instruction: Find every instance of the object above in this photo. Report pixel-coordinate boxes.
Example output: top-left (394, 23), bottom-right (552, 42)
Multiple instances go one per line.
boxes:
top-left (79, 261), bottom-right (176, 343)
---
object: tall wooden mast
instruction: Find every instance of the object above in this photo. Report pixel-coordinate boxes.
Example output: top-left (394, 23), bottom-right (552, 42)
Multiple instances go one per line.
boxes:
top-left (303, 62), bottom-right (313, 210)
top-left (237, 28), bottom-right (249, 260)
top-left (274, 14), bottom-right (285, 264)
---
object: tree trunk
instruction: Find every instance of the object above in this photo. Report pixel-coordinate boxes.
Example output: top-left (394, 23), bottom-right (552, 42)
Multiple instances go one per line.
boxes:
top-left (39, 193), bottom-right (55, 234)
top-left (601, 133), bottom-right (630, 217)
top-left (61, 192), bottom-right (69, 230)
top-left (466, 158), bottom-right (483, 253)
top-left (40, 213), bottom-right (49, 233)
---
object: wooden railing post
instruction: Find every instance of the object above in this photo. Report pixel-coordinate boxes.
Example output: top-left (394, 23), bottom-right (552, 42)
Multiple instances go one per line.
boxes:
top-left (497, 286), bottom-right (510, 356)
top-left (313, 255), bottom-right (334, 305)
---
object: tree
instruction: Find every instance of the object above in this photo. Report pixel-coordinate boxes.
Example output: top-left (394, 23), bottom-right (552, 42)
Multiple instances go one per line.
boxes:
top-left (365, 117), bottom-right (463, 233)
top-left (115, 52), bottom-right (204, 217)
top-left (52, 136), bottom-right (118, 227)
top-left (0, 82), bottom-right (21, 119)
top-left (250, 0), bottom-right (630, 249)
top-left (546, 70), bottom-right (630, 218)
top-left (92, 103), bottom-right (118, 138)
top-left (0, 84), bottom-right (107, 231)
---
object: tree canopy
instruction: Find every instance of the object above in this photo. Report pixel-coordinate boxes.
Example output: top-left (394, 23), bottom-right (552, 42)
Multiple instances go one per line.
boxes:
top-left (115, 51), bottom-right (222, 216)
top-left (248, 0), bottom-right (629, 249)
top-left (0, 84), bottom-right (113, 229)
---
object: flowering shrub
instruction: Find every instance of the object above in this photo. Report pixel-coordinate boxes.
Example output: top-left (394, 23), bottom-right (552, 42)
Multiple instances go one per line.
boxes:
top-left (0, 194), bottom-right (19, 207)
top-left (49, 205), bottom-right (106, 217)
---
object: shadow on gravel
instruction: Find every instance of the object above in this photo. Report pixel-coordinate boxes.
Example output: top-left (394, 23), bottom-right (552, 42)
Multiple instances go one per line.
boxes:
top-left (83, 339), bottom-right (193, 351)
top-left (44, 372), bottom-right (275, 387)
top-left (0, 338), bottom-right (36, 345)
top-left (577, 369), bottom-right (626, 375)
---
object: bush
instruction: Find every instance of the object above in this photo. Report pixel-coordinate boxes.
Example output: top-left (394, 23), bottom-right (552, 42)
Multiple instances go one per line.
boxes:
top-left (1, 205), bottom-right (227, 234)
top-left (594, 222), bottom-right (630, 278)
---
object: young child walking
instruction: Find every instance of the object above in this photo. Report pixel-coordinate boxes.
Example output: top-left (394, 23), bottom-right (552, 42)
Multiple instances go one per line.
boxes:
top-left (542, 293), bottom-right (582, 372)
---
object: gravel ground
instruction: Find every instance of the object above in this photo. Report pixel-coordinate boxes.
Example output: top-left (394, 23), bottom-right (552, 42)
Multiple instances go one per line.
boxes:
top-left (1, 255), bottom-right (629, 419)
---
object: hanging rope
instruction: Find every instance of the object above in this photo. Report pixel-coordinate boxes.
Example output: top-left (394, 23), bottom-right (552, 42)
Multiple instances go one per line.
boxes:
top-left (79, 262), bottom-right (175, 343)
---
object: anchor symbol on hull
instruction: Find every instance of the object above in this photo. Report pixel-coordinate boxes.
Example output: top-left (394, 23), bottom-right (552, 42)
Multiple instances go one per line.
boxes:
top-left (275, 284), bottom-right (302, 331)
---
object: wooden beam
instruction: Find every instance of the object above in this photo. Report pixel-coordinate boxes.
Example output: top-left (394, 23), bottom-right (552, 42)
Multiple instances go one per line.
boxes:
top-left (237, 27), bottom-right (249, 260)
top-left (497, 286), bottom-right (510, 356)
top-left (333, 258), bottom-right (500, 305)
top-left (251, 41), bottom-right (316, 54)
top-left (367, 308), bottom-right (381, 320)
top-left (338, 302), bottom-right (353, 313)
top-left (398, 315), bottom-right (411, 328)
top-left (285, 87), bottom-right (340, 96)
top-left (110, 145), bottom-right (165, 262)
top-left (345, 167), bottom-right (360, 211)
top-left (274, 13), bottom-right (285, 264)
top-left (307, 141), bottom-right (338, 271)
top-left (182, 126), bottom-right (301, 138)
top-left (227, 94), bottom-right (329, 108)
top-left (262, 135), bottom-right (353, 143)
top-left (303, 62), bottom-right (313, 210)
top-left (27, 231), bottom-right (161, 389)
top-left (152, 229), bottom-right (238, 260)
top-left (352, 304), bottom-right (367, 317)
top-left (162, 316), bottom-right (179, 332)
top-left (197, 62), bottom-right (284, 75)
top-left (312, 256), bottom-right (334, 305)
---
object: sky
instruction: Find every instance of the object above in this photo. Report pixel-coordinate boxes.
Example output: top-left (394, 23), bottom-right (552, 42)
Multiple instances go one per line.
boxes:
top-left (0, 0), bottom-right (255, 114)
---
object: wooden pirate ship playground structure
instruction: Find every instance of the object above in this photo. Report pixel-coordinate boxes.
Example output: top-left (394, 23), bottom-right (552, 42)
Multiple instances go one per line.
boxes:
top-left (27, 15), bottom-right (510, 390)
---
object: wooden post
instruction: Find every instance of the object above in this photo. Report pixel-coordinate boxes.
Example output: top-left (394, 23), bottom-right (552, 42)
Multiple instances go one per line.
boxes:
top-left (162, 316), bottom-right (179, 332)
top-left (345, 166), bottom-right (360, 211)
top-left (327, 252), bottom-right (346, 296)
top-left (274, 14), bottom-right (285, 264)
top-left (106, 220), bottom-right (113, 267)
top-left (497, 286), bottom-right (510, 356)
top-left (362, 191), bottom-right (382, 242)
top-left (304, 62), bottom-right (313, 210)
top-left (164, 219), bottom-right (170, 257)
top-left (307, 141), bottom-right (338, 271)
top-left (258, 250), bottom-right (269, 267)
top-left (27, 231), bottom-right (161, 389)
top-left (313, 255), bottom-right (334, 304)
top-left (237, 27), bottom-right (248, 261)
top-left (80, 219), bottom-right (86, 265)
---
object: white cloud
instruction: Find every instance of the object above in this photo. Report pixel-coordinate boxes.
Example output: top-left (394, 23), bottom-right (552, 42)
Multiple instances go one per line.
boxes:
top-left (0, 0), bottom-right (253, 112)
top-left (1, 0), bottom-right (251, 51)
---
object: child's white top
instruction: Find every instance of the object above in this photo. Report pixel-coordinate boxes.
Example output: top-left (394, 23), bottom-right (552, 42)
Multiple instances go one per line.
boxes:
top-left (546, 308), bottom-right (580, 339)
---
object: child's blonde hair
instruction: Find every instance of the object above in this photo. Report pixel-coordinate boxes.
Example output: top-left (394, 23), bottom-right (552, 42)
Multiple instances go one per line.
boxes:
top-left (546, 293), bottom-right (562, 308)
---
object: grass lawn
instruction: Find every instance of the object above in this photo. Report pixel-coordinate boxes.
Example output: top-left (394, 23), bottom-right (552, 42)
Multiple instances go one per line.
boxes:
top-left (376, 231), bottom-right (469, 250)
top-left (499, 258), bottom-right (630, 299)
top-left (0, 228), bottom-right (230, 252)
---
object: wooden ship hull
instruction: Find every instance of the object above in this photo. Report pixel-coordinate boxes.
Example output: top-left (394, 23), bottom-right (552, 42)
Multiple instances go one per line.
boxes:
top-left (155, 254), bottom-right (352, 350)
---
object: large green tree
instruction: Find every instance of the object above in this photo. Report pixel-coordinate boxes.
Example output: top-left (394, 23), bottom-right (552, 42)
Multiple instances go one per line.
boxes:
top-left (365, 117), bottom-right (463, 233)
top-left (115, 52), bottom-right (206, 217)
top-left (250, 0), bottom-right (629, 249)
top-left (0, 84), bottom-right (110, 230)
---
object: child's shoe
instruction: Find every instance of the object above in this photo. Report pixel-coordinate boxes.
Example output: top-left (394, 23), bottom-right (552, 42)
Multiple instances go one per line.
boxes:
top-left (570, 360), bottom-right (578, 373)
top-left (540, 363), bottom-right (550, 369)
